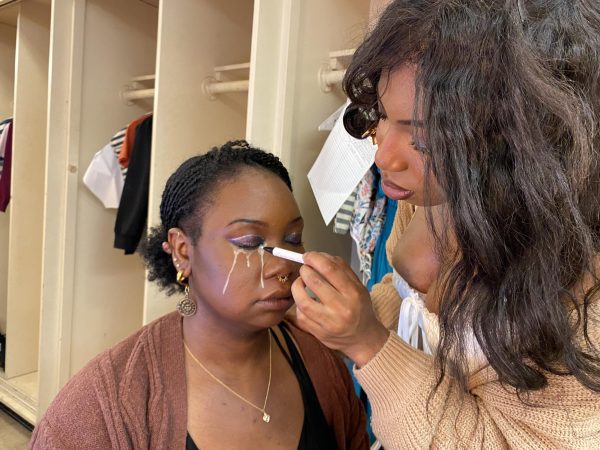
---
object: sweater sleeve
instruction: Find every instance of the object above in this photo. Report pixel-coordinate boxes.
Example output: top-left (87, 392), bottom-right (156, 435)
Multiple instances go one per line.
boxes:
top-left (29, 418), bottom-right (68, 450)
top-left (354, 333), bottom-right (507, 449)
top-left (385, 200), bottom-right (416, 266)
top-left (370, 272), bottom-right (401, 331)
top-left (354, 331), bottom-right (600, 449)
top-left (334, 355), bottom-right (371, 450)
top-left (29, 359), bottom-right (117, 450)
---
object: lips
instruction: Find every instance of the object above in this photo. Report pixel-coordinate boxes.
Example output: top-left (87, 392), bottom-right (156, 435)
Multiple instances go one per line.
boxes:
top-left (258, 290), bottom-right (292, 302)
top-left (381, 177), bottom-right (414, 201)
top-left (256, 293), bottom-right (294, 312)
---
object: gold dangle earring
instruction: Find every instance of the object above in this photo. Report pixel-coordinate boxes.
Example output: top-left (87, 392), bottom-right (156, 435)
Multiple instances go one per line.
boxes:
top-left (176, 271), bottom-right (197, 317)
top-left (361, 125), bottom-right (377, 145)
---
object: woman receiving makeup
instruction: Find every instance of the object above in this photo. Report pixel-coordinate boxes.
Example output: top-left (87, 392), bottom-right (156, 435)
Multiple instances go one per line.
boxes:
top-left (30, 140), bottom-right (368, 450)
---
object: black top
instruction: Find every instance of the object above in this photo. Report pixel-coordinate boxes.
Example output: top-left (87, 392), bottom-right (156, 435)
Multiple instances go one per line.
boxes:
top-left (114, 115), bottom-right (152, 254)
top-left (186, 323), bottom-right (338, 449)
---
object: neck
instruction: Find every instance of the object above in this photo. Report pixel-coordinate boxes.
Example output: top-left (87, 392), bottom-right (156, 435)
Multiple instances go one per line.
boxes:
top-left (182, 308), bottom-right (271, 369)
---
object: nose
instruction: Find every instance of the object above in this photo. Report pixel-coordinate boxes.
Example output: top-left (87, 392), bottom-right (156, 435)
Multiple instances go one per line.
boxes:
top-left (374, 124), bottom-right (408, 172)
top-left (262, 248), bottom-right (299, 280)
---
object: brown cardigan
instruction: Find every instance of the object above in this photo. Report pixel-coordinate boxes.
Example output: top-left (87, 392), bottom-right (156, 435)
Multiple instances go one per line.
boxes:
top-left (30, 312), bottom-right (369, 449)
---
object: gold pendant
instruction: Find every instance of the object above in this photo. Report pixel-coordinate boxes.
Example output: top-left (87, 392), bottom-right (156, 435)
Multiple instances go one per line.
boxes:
top-left (262, 412), bottom-right (271, 423)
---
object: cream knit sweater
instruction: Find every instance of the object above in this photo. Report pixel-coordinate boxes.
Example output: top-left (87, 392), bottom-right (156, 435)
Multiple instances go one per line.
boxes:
top-left (354, 202), bottom-right (600, 449)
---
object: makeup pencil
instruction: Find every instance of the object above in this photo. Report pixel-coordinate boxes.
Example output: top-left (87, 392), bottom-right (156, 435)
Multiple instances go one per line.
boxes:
top-left (262, 246), bottom-right (305, 264)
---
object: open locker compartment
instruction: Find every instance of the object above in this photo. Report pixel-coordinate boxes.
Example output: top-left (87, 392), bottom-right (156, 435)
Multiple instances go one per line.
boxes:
top-left (144, 0), bottom-right (255, 323)
top-left (38, 0), bottom-right (158, 416)
top-left (0, 0), bottom-right (50, 425)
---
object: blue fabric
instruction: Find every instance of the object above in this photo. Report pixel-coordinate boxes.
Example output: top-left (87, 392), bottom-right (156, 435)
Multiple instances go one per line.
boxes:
top-left (367, 180), bottom-right (397, 290)
top-left (356, 174), bottom-right (397, 445)
top-left (345, 358), bottom-right (377, 444)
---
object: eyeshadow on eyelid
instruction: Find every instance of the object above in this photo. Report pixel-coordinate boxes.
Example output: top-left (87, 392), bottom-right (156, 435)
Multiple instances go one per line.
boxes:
top-left (229, 235), bottom-right (264, 245)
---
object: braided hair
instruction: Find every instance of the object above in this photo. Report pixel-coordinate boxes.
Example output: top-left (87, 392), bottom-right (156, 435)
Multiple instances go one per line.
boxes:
top-left (142, 140), bottom-right (292, 295)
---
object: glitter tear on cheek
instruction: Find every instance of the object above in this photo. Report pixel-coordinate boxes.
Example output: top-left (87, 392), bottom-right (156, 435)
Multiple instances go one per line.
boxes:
top-left (222, 249), bottom-right (242, 295)
top-left (259, 246), bottom-right (265, 289)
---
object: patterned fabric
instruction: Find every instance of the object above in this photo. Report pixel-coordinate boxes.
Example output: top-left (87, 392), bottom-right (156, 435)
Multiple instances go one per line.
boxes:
top-left (367, 196), bottom-right (396, 291)
top-left (110, 127), bottom-right (127, 177)
top-left (350, 167), bottom-right (387, 284)
top-left (333, 187), bottom-right (358, 234)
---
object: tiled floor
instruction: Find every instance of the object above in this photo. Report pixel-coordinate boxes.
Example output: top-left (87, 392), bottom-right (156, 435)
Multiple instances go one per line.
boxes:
top-left (0, 407), bottom-right (31, 450)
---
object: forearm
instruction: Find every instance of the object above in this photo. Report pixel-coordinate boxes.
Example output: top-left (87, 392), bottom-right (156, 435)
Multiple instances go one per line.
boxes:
top-left (353, 333), bottom-right (501, 449)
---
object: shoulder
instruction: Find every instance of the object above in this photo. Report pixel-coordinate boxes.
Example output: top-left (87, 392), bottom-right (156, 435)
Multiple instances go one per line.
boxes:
top-left (91, 312), bottom-right (182, 385)
top-left (283, 321), bottom-right (369, 449)
top-left (31, 313), bottom-right (184, 449)
top-left (283, 320), bottom-right (356, 402)
top-left (284, 320), bottom-right (347, 371)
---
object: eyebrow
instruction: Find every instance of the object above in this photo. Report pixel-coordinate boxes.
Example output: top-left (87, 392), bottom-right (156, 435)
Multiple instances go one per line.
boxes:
top-left (377, 100), bottom-right (424, 128)
top-left (227, 216), bottom-right (303, 227)
top-left (397, 119), bottom-right (425, 128)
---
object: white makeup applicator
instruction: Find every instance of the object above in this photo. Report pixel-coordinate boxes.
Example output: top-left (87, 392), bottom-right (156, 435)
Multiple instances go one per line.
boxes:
top-left (262, 246), bottom-right (305, 264)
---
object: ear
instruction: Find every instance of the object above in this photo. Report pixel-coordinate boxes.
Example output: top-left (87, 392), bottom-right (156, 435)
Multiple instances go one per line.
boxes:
top-left (167, 227), bottom-right (192, 279)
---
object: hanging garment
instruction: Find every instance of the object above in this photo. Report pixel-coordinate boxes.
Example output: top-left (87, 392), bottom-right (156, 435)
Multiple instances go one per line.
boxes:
top-left (0, 121), bottom-right (13, 212)
top-left (333, 186), bottom-right (357, 235)
top-left (83, 143), bottom-right (125, 208)
top-left (83, 127), bottom-right (128, 208)
top-left (110, 127), bottom-right (127, 177)
top-left (114, 116), bottom-right (152, 254)
top-left (0, 118), bottom-right (12, 179)
top-left (118, 113), bottom-right (151, 169)
top-left (350, 167), bottom-right (387, 284)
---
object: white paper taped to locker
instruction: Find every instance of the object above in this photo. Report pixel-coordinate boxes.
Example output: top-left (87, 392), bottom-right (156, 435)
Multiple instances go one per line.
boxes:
top-left (308, 101), bottom-right (376, 225)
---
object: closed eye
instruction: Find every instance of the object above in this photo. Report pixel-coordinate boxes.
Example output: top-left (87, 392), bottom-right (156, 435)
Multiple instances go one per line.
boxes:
top-left (284, 233), bottom-right (303, 246)
top-left (229, 235), bottom-right (265, 250)
top-left (409, 140), bottom-right (428, 152)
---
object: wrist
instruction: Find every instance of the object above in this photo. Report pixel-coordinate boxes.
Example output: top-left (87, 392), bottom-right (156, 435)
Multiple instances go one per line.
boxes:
top-left (343, 323), bottom-right (390, 368)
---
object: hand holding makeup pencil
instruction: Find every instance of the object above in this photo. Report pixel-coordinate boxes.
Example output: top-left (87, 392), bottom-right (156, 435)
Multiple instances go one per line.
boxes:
top-left (289, 251), bottom-right (390, 368)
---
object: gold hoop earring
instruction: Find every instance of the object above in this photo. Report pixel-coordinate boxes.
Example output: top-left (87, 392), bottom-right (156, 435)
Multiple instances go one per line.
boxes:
top-left (176, 270), bottom-right (186, 285)
top-left (276, 274), bottom-right (289, 284)
top-left (176, 285), bottom-right (197, 317)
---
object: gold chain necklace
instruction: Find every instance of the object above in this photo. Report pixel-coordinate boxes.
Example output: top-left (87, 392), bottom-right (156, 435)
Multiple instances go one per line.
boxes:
top-left (183, 332), bottom-right (273, 423)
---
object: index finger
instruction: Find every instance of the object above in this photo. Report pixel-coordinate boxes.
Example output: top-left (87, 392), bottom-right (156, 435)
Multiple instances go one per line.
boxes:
top-left (302, 251), bottom-right (361, 294)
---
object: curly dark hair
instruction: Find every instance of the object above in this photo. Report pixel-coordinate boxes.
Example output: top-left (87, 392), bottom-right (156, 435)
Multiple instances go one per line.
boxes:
top-left (344, 0), bottom-right (600, 396)
top-left (142, 140), bottom-right (292, 295)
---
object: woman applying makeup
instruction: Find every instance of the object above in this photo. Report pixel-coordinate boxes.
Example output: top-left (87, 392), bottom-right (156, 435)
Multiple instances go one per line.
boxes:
top-left (292, 1), bottom-right (600, 448)
top-left (30, 141), bottom-right (368, 449)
